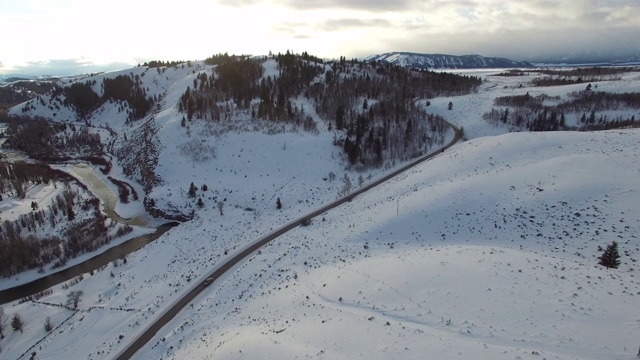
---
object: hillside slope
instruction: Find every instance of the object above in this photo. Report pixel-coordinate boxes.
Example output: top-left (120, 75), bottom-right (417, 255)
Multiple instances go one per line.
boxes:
top-left (366, 52), bottom-right (533, 69)
top-left (138, 129), bottom-right (640, 360)
top-left (8, 56), bottom-right (475, 221)
top-left (2, 128), bottom-right (637, 360)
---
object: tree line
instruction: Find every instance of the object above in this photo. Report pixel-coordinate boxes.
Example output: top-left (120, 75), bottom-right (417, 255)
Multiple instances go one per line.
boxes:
top-left (3, 117), bottom-right (103, 157)
top-left (0, 161), bottom-right (78, 198)
top-left (25, 74), bottom-right (155, 122)
top-left (140, 60), bottom-right (185, 68)
top-left (102, 75), bottom-right (154, 122)
top-left (180, 52), bottom-right (479, 168)
top-left (530, 67), bottom-right (636, 77)
top-left (115, 119), bottom-right (161, 194)
top-left (484, 91), bottom-right (640, 131)
top-left (0, 160), bottom-right (135, 277)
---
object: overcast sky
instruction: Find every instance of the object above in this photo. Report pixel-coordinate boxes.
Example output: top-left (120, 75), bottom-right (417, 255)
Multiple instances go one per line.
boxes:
top-left (1, 0), bottom-right (639, 75)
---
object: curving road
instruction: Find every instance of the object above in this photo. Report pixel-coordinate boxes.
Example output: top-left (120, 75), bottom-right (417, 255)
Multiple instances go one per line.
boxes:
top-left (114, 121), bottom-right (462, 360)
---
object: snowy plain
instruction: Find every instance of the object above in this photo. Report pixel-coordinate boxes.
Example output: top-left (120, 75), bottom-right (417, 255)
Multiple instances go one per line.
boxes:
top-left (0, 64), bottom-right (639, 360)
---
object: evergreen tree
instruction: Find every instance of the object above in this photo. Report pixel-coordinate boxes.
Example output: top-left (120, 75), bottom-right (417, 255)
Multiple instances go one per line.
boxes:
top-left (276, 197), bottom-right (282, 210)
top-left (335, 106), bottom-right (345, 130)
top-left (188, 182), bottom-right (197, 198)
top-left (197, 197), bottom-right (204, 208)
top-left (598, 241), bottom-right (621, 269)
top-left (67, 205), bottom-right (75, 221)
top-left (11, 313), bottom-right (24, 333)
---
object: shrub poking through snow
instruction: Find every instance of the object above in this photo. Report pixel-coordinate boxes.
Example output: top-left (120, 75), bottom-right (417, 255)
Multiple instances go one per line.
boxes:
top-left (44, 317), bottom-right (53, 332)
top-left (11, 314), bottom-right (24, 333)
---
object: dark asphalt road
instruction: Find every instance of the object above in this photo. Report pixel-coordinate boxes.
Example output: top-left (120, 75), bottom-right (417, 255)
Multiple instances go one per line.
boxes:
top-left (114, 122), bottom-right (462, 360)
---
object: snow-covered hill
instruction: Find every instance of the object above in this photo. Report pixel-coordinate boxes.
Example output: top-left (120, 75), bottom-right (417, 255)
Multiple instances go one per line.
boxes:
top-left (8, 57), bottom-right (463, 221)
top-left (3, 128), bottom-right (638, 360)
top-left (365, 52), bottom-right (533, 69)
top-left (1, 62), bottom-right (639, 359)
top-left (132, 129), bottom-right (640, 360)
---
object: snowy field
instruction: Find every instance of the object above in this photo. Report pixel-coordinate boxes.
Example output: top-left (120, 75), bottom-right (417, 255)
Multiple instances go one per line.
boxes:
top-left (1, 66), bottom-right (639, 359)
top-left (136, 130), bottom-right (640, 360)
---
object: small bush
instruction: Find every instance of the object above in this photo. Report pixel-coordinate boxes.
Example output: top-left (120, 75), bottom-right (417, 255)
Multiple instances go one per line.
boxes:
top-left (44, 316), bottom-right (53, 332)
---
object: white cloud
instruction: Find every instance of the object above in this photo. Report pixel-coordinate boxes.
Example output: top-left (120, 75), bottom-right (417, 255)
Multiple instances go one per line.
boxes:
top-left (8, 59), bottom-right (133, 76)
top-left (1, 0), bottom-right (639, 74)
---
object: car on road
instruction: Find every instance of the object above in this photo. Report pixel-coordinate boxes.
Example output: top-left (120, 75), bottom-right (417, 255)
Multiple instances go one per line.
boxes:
top-left (204, 277), bottom-right (213, 286)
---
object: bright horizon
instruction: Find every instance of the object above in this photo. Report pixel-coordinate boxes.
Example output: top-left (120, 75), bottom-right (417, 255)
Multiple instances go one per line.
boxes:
top-left (2, 0), bottom-right (639, 76)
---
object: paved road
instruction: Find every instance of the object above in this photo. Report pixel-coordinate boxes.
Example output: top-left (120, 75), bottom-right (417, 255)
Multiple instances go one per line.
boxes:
top-left (114, 122), bottom-right (462, 360)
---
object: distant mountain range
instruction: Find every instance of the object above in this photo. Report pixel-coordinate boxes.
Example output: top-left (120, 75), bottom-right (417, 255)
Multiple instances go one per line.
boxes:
top-left (365, 52), bottom-right (533, 69)
top-left (525, 43), bottom-right (640, 65)
top-left (529, 54), bottom-right (640, 66)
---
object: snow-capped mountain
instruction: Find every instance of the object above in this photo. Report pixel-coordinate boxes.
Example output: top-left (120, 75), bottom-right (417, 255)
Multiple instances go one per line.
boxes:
top-left (365, 52), bottom-right (533, 69)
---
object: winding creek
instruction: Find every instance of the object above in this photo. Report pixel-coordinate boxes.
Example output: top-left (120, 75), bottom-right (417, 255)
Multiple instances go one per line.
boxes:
top-left (71, 163), bottom-right (148, 227)
top-left (0, 160), bottom-right (178, 304)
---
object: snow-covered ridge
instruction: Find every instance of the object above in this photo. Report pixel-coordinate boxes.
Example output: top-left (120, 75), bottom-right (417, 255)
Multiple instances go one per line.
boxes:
top-left (365, 52), bottom-right (533, 69)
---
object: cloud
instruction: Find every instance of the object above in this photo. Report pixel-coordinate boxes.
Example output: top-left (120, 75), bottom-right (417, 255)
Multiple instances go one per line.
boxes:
top-left (275, 18), bottom-right (393, 35)
top-left (3, 0), bottom-right (640, 68)
top-left (334, 0), bottom-right (640, 61)
top-left (216, 0), bottom-right (263, 6)
top-left (280, 0), bottom-right (415, 11)
top-left (376, 24), bottom-right (640, 62)
top-left (8, 58), bottom-right (134, 76)
top-left (318, 18), bottom-right (392, 31)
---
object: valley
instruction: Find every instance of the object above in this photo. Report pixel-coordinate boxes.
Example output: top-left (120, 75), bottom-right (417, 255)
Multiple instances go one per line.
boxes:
top-left (0, 57), bottom-right (638, 359)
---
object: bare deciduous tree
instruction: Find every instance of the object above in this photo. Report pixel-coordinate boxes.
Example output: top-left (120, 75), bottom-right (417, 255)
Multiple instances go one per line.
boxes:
top-left (67, 290), bottom-right (84, 309)
top-left (44, 316), bottom-right (54, 332)
top-left (0, 306), bottom-right (7, 339)
top-left (340, 173), bottom-right (352, 196)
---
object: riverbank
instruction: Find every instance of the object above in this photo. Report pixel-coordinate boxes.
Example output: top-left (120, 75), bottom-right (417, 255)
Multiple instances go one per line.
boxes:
top-left (71, 163), bottom-right (149, 227)
top-left (0, 225), bottom-right (157, 293)
top-left (0, 152), bottom-right (169, 295)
